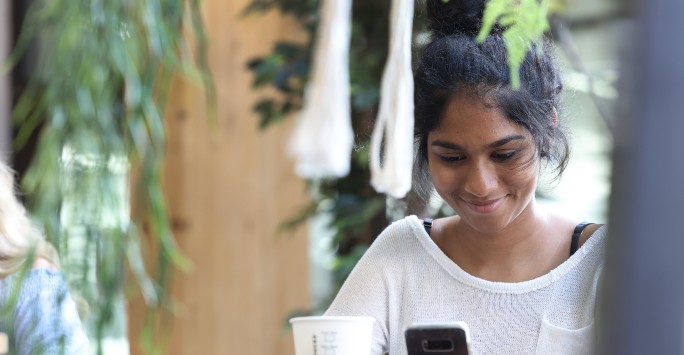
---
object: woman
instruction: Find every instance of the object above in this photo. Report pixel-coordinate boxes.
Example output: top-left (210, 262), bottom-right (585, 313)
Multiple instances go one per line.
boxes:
top-left (324, 0), bottom-right (606, 354)
top-left (0, 161), bottom-right (88, 354)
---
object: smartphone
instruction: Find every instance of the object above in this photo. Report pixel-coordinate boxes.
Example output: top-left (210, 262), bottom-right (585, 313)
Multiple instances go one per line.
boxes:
top-left (404, 322), bottom-right (471, 355)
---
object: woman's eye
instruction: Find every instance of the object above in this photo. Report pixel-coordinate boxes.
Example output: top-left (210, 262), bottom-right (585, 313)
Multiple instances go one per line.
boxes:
top-left (492, 151), bottom-right (516, 161)
top-left (439, 155), bottom-right (465, 163)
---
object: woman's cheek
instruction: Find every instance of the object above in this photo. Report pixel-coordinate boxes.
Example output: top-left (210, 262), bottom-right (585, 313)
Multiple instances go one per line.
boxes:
top-left (430, 166), bottom-right (459, 195)
top-left (502, 165), bottom-right (538, 193)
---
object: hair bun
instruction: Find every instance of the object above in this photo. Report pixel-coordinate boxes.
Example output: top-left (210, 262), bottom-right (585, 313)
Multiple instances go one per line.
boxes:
top-left (426, 0), bottom-right (502, 38)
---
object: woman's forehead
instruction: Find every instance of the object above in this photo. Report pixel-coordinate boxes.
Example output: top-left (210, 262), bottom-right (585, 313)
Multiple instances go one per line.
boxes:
top-left (431, 93), bottom-right (530, 141)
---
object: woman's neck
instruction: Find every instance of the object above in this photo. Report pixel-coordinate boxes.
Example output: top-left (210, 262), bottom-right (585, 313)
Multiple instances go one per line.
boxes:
top-left (436, 204), bottom-right (574, 282)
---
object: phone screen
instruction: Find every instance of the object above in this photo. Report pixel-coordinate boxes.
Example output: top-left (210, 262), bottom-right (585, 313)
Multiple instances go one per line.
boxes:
top-left (405, 323), bottom-right (470, 355)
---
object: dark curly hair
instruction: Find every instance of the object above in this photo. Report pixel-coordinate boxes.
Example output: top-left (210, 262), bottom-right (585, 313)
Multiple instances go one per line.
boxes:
top-left (413, 0), bottom-right (569, 200)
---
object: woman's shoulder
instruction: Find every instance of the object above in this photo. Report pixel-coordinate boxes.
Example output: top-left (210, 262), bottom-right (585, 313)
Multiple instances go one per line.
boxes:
top-left (581, 223), bottom-right (608, 254)
top-left (543, 212), bottom-right (607, 249)
top-left (6, 268), bottom-right (90, 354)
top-left (0, 267), bottom-right (68, 299)
top-left (22, 267), bottom-right (66, 283)
top-left (582, 223), bottom-right (607, 242)
top-left (374, 215), bottom-right (427, 244)
top-left (359, 215), bottom-right (431, 262)
top-left (31, 257), bottom-right (58, 271)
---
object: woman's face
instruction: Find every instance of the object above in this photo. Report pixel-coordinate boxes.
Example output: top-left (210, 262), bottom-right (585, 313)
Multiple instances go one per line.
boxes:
top-left (427, 93), bottom-right (540, 234)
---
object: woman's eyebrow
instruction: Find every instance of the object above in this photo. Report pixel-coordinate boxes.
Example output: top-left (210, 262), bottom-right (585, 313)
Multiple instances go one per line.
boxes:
top-left (487, 134), bottom-right (525, 148)
top-left (431, 140), bottom-right (463, 150)
top-left (431, 135), bottom-right (525, 150)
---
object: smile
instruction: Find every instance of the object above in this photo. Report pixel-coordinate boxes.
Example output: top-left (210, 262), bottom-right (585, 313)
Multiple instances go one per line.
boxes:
top-left (462, 196), bottom-right (506, 214)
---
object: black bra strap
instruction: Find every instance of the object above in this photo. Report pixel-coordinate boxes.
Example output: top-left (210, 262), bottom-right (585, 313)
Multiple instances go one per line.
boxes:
top-left (569, 222), bottom-right (593, 256)
top-left (422, 219), bottom-right (592, 254)
top-left (423, 218), bottom-right (433, 236)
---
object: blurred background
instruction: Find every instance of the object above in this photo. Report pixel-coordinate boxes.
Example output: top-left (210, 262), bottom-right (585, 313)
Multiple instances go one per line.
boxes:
top-left (0, 0), bottom-right (626, 354)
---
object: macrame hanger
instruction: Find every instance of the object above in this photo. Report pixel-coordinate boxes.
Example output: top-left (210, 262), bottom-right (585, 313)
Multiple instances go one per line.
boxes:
top-left (369, 0), bottom-right (415, 199)
top-left (288, 0), bottom-right (354, 179)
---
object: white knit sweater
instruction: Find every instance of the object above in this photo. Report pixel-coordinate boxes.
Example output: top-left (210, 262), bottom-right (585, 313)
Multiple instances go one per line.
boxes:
top-left (325, 215), bottom-right (606, 355)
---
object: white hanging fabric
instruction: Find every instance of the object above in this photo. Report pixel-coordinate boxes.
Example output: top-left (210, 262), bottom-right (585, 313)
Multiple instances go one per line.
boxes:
top-left (369, 0), bottom-right (415, 198)
top-left (288, 0), bottom-right (354, 179)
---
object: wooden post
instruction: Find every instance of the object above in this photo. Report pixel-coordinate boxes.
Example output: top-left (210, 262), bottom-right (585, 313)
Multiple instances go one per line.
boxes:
top-left (127, 1), bottom-right (311, 354)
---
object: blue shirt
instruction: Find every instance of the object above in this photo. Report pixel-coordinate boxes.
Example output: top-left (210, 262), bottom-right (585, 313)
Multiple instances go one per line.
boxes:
top-left (0, 269), bottom-right (89, 354)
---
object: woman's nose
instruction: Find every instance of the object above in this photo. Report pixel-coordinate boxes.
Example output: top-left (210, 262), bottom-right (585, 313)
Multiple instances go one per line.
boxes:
top-left (463, 161), bottom-right (498, 197)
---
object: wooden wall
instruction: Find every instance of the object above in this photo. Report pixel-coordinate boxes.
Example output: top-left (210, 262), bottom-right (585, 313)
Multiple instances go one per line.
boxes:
top-left (129, 1), bottom-right (311, 354)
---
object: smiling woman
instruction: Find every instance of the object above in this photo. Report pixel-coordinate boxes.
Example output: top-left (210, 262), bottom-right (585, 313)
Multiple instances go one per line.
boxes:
top-left (323, 0), bottom-right (606, 354)
top-left (427, 93), bottom-right (540, 236)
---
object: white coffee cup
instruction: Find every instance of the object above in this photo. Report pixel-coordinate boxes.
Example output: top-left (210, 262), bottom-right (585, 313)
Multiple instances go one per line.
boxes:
top-left (290, 316), bottom-right (375, 355)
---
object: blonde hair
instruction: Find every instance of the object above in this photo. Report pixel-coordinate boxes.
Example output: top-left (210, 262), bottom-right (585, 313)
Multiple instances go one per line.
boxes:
top-left (0, 161), bottom-right (59, 277)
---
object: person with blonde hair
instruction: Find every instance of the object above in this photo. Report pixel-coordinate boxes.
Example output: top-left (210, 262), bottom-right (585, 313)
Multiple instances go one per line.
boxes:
top-left (0, 160), bottom-right (88, 354)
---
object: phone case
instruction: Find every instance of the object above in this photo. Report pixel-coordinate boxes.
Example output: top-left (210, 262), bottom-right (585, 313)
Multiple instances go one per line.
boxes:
top-left (404, 322), bottom-right (470, 355)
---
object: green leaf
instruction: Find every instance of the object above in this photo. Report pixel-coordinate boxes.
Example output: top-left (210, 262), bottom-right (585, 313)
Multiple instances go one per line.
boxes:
top-left (254, 99), bottom-right (283, 129)
top-left (478, 0), bottom-right (551, 89)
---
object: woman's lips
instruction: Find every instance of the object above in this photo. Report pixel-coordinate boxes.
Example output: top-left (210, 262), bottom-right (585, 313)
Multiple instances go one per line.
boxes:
top-left (462, 196), bottom-right (506, 214)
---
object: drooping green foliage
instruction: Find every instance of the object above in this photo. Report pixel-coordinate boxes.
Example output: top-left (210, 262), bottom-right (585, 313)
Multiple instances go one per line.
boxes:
top-left (478, 0), bottom-right (551, 88)
top-left (6, 0), bottom-right (214, 353)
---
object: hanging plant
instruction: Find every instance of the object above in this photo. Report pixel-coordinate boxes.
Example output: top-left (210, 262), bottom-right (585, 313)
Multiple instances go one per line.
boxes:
top-left (4, 0), bottom-right (215, 353)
